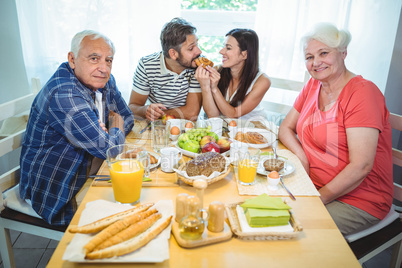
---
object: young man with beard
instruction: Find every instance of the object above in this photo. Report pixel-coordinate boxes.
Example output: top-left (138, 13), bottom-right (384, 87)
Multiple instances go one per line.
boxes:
top-left (129, 17), bottom-right (203, 121)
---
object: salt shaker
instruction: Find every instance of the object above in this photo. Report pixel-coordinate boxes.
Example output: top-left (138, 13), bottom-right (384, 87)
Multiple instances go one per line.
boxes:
top-left (193, 179), bottom-right (208, 209)
top-left (207, 201), bottom-right (225, 233)
top-left (175, 193), bottom-right (189, 223)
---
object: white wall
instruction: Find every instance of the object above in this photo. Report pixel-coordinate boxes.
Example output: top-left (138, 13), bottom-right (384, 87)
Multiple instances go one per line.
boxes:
top-left (0, 0), bottom-right (30, 105)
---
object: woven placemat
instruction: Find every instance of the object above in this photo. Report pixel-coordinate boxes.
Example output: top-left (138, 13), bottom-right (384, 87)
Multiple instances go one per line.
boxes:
top-left (236, 149), bottom-right (320, 196)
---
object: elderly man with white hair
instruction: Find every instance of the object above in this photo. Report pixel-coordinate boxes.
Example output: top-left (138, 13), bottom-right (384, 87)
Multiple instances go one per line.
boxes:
top-left (19, 30), bottom-right (134, 226)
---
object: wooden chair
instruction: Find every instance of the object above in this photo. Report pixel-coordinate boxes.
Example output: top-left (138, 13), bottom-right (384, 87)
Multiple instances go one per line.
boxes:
top-left (347, 112), bottom-right (402, 267)
top-left (0, 79), bottom-right (67, 268)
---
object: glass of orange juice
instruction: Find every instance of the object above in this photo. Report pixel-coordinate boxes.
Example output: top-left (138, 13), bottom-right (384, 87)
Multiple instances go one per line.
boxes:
top-left (106, 144), bottom-right (149, 204)
top-left (235, 147), bottom-right (260, 186)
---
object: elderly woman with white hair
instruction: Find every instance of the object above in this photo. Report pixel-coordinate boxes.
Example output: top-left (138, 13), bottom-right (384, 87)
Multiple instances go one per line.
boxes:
top-left (279, 23), bottom-right (393, 236)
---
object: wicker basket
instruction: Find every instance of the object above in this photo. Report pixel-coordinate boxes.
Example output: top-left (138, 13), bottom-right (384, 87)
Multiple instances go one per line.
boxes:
top-left (225, 202), bottom-right (303, 240)
top-left (176, 162), bottom-right (231, 186)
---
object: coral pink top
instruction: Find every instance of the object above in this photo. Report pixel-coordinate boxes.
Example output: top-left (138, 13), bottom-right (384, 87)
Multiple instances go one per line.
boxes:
top-left (294, 76), bottom-right (393, 219)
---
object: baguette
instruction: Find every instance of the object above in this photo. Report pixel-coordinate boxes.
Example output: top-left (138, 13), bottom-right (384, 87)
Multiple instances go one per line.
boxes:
top-left (84, 208), bottom-right (158, 254)
top-left (86, 215), bottom-right (173, 260)
top-left (95, 212), bottom-right (162, 251)
top-left (69, 202), bottom-right (154, 234)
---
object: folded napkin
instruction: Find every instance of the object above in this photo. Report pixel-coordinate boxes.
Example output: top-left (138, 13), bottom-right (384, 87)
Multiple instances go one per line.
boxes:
top-left (240, 193), bottom-right (291, 227)
top-left (240, 193), bottom-right (291, 210)
top-left (245, 208), bottom-right (290, 227)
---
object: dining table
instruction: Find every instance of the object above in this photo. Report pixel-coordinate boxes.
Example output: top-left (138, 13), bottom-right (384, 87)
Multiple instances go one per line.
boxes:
top-left (47, 125), bottom-right (361, 268)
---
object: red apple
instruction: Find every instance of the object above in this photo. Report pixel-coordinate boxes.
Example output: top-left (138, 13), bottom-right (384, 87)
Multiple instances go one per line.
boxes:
top-left (162, 114), bottom-right (176, 124)
top-left (199, 135), bottom-right (216, 149)
top-left (202, 142), bottom-right (220, 153)
top-left (217, 137), bottom-right (231, 153)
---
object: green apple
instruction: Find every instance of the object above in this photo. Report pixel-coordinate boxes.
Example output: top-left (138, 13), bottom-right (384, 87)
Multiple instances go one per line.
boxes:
top-left (183, 140), bottom-right (200, 153)
top-left (178, 133), bottom-right (190, 148)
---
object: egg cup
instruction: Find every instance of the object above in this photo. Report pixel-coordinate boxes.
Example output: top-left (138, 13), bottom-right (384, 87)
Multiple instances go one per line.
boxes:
top-left (170, 134), bottom-right (179, 141)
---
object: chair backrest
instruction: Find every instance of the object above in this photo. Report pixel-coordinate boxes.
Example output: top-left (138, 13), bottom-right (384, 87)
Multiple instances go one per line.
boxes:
top-left (0, 78), bottom-right (40, 211)
top-left (390, 113), bottom-right (402, 204)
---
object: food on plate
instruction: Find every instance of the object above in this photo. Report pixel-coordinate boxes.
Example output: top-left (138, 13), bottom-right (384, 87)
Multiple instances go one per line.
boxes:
top-left (185, 121), bottom-right (194, 128)
top-left (195, 56), bottom-right (214, 68)
top-left (186, 152), bottom-right (226, 177)
top-left (216, 137), bottom-right (231, 153)
top-left (200, 135), bottom-right (216, 148)
top-left (84, 208), bottom-right (158, 253)
top-left (161, 114), bottom-right (176, 124)
top-left (264, 158), bottom-right (285, 172)
top-left (121, 150), bottom-right (158, 165)
top-left (229, 120), bottom-right (237, 127)
top-left (234, 131), bottom-right (267, 144)
top-left (85, 215), bottom-right (173, 260)
top-left (96, 213), bottom-right (162, 250)
top-left (234, 131), bottom-right (247, 142)
top-left (68, 202), bottom-right (154, 234)
top-left (202, 141), bottom-right (220, 153)
top-left (170, 126), bottom-right (180, 135)
top-left (246, 132), bottom-right (268, 144)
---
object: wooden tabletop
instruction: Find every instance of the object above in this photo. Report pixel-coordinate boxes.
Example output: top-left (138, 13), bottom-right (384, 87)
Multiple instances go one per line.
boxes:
top-left (48, 139), bottom-right (360, 268)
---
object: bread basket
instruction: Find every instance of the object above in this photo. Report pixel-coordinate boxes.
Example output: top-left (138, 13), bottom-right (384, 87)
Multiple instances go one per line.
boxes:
top-left (176, 162), bottom-right (231, 186)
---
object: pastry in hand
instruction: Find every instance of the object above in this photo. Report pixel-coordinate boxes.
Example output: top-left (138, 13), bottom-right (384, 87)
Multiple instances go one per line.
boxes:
top-left (195, 57), bottom-right (214, 68)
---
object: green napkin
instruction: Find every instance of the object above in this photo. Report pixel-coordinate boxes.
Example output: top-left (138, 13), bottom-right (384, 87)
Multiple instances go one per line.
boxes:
top-left (260, 151), bottom-right (288, 159)
top-left (143, 177), bottom-right (152, 182)
top-left (245, 208), bottom-right (290, 227)
top-left (240, 193), bottom-right (291, 210)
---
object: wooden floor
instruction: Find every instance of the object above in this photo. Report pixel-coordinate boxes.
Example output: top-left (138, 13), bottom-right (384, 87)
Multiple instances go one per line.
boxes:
top-left (0, 230), bottom-right (393, 268)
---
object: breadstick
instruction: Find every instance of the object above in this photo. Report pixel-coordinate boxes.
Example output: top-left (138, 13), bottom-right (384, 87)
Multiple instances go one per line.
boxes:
top-left (84, 208), bottom-right (158, 253)
top-left (69, 202), bottom-right (154, 234)
top-left (86, 215), bottom-right (172, 260)
top-left (95, 212), bottom-right (162, 251)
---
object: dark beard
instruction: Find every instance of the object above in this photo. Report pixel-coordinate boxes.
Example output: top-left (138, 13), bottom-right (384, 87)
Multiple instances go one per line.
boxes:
top-left (176, 52), bottom-right (197, 69)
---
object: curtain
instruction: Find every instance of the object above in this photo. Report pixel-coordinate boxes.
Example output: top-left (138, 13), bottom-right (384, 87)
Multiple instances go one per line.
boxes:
top-left (255, 0), bottom-right (351, 82)
top-left (15, 0), bottom-right (181, 101)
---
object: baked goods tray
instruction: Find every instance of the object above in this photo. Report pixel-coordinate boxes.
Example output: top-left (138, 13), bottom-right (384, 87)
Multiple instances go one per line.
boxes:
top-left (175, 162), bottom-right (231, 186)
top-left (171, 220), bottom-right (232, 248)
top-left (225, 202), bottom-right (303, 240)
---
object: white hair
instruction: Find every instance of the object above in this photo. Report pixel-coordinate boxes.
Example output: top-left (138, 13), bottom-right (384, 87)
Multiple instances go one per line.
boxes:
top-left (301, 23), bottom-right (351, 53)
top-left (70, 30), bottom-right (115, 57)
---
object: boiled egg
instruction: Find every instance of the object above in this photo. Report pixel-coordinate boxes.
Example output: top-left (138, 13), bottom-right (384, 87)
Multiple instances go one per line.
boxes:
top-left (185, 121), bottom-right (194, 128)
top-left (170, 126), bottom-right (181, 135)
top-left (229, 120), bottom-right (237, 127)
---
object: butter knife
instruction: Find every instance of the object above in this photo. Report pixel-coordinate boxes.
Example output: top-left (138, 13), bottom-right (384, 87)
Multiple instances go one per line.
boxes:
top-left (280, 175), bottom-right (296, 201)
top-left (139, 121), bottom-right (152, 134)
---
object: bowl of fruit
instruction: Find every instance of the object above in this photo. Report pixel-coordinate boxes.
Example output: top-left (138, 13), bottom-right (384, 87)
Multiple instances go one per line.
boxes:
top-left (175, 126), bottom-right (232, 158)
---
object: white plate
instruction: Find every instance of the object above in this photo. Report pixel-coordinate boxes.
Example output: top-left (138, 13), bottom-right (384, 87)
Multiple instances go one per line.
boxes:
top-left (62, 200), bottom-right (173, 263)
top-left (234, 128), bottom-right (276, 149)
top-left (257, 155), bottom-right (295, 177)
top-left (148, 152), bottom-right (161, 169)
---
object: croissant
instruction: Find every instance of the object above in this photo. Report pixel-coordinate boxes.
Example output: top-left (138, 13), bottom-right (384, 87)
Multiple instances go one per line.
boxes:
top-left (195, 57), bottom-right (214, 68)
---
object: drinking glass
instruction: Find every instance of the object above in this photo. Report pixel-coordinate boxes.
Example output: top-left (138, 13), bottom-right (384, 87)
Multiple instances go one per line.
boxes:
top-left (235, 147), bottom-right (261, 186)
top-left (151, 120), bottom-right (170, 153)
top-left (106, 144), bottom-right (149, 204)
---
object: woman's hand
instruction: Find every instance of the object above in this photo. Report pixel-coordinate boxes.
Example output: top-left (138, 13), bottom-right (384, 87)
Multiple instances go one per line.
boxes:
top-left (205, 66), bottom-right (221, 91)
top-left (195, 65), bottom-right (212, 92)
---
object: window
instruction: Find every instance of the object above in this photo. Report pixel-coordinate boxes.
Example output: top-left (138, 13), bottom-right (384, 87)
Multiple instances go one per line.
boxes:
top-left (15, 0), bottom-right (401, 109)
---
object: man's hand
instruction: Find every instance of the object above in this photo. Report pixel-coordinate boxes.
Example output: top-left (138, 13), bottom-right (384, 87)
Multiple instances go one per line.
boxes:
top-left (98, 120), bottom-right (108, 134)
top-left (108, 111), bottom-right (124, 132)
top-left (146, 103), bottom-right (166, 121)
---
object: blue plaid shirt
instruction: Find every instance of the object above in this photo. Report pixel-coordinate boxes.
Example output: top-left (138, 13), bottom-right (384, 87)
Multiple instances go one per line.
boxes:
top-left (19, 62), bottom-right (134, 225)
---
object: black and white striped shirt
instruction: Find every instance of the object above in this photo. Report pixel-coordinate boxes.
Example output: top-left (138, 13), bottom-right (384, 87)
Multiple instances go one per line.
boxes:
top-left (132, 52), bottom-right (201, 110)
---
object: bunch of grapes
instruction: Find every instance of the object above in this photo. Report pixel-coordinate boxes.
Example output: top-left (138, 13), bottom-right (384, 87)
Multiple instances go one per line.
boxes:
top-left (186, 126), bottom-right (212, 142)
